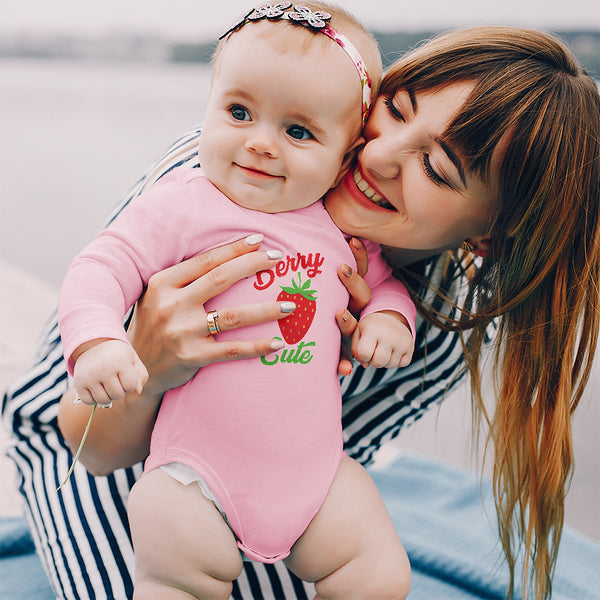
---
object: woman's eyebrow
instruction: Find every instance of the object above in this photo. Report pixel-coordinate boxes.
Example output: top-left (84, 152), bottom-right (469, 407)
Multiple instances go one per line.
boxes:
top-left (408, 89), bottom-right (417, 112)
top-left (437, 137), bottom-right (466, 187)
top-left (411, 91), bottom-right (466, 187)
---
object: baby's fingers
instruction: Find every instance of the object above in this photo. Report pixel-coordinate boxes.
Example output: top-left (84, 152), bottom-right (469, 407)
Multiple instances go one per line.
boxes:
top-left (75, 387), bottom-right (96, 406)
top-left (118, 360), bottom-right (149, 397)
top-left (397, 348), bottom-right (413, 368)
top-left (375, 346), bottom-right (413, 369)
top-left (367, 344), bottom-right (394, 369)
top-left (79, 382), bottom-right (113, 406)
top-left (350, 330), bottom-right (374, 368)
top-left (73, 374), bottom-right (112, 405)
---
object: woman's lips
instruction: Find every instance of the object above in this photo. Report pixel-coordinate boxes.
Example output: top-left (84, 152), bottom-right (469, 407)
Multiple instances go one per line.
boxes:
top-left (344, 167), bottom-right (396, 212)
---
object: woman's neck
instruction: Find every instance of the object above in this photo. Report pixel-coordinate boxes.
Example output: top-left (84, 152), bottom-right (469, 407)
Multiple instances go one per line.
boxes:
top-left (381, 246), bottom-right (442, 268)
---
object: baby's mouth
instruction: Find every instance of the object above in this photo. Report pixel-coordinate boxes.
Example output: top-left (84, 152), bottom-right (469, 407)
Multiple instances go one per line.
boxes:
top-left (353, 168), bottom-right (394, 210)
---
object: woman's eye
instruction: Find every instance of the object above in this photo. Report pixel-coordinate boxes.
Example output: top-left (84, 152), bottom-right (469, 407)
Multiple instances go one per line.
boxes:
top-left (422, 154), bottom-right (446, 186)
top-left (287, 125), bottom-right (313, 140)
top-left (230, 105), bottom-right (250, 121)
top-left (384, 96), bottom-right (405, 122)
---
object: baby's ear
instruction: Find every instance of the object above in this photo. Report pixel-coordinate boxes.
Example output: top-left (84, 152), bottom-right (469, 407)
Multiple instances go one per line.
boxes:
top-left (333, 136), bottom-right (365, 188)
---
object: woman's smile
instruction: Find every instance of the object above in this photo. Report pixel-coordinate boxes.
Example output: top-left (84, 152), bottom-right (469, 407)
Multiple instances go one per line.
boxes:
top-left (344, 168), bottom-right (396, 213)
top-left (352, 167), bottom-right (396, 210)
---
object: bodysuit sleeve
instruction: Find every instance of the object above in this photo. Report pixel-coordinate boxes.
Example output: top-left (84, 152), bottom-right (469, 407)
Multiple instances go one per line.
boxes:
top-left (58, 169), bottom-right (196, 374)
top-left (359, 239), bottom-right (417, 340)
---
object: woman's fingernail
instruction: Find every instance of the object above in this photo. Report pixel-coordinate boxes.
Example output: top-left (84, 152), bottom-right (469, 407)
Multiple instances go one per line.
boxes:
top-left (341, 264), bottom-right (353, 278)
top-left (279, 301), bottom-right (296, 313)
top-left (245, 234), bottom-right (264, 246)
top-left (340, 309), bottom-right (350, 322)
top-left (351, 238), bottom-right (363, 250)
top-left (266, 250), bottom-right (283, 260)
top-left (73, 397), bottom-right (82, 404)
top-left (269, 339), bottom-right (285, 351)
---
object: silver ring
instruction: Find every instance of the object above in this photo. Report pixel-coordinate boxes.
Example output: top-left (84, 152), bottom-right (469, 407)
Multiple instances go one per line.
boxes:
top-left (206, 310), bottom-right (221, 335)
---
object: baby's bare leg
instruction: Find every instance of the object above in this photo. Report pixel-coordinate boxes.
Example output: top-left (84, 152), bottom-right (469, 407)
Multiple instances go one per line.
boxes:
top-left (127, 468), bottom-right (243, 600)
top-left (285, 457), bottom-right (410, 600)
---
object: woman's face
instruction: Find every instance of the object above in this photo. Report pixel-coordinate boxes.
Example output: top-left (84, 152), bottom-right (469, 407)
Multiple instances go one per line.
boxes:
top-left (324, 82), bottom-right (499, 254)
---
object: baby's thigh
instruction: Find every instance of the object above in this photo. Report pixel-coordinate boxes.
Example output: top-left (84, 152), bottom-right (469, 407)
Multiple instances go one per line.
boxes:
top-left (128, 468), bottom-right (243, 593)
top-left (286, 456), bottom-right (410, 599)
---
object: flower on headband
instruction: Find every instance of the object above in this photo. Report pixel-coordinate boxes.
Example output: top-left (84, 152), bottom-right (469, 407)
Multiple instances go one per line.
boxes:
top-left (248, 2), bottom-right (292, 20)
top-left (288, 5), bottom-right (332, 29)
top-left (217, 2), bottom-right (372, 125)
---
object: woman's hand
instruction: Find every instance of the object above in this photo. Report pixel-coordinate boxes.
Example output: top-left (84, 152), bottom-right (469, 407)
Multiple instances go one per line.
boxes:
top-left (128, 233), bottom-right (294, 395)
top-left (58, 234), bottom-right (294, 474)
top-left (335, 238), bottom-right (371, 376)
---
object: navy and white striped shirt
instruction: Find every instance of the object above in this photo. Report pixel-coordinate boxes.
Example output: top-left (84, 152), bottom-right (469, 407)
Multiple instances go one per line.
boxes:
top-left (2, 127), bottom-right (468, 600)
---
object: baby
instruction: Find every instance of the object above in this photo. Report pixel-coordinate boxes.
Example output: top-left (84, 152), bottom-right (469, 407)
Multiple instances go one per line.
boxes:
top-left (58, 3), bottom-right (413, 598)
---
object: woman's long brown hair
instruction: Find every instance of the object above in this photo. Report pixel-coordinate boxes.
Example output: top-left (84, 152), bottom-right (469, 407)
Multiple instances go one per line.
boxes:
top-left (384, 28), bottom-right (600, 599)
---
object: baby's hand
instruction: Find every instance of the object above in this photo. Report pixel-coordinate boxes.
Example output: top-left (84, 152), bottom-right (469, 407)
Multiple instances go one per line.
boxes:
top-left (352, 311), bottom-right (414, 369)
top-left (73, 339), bottom-right (148, 406)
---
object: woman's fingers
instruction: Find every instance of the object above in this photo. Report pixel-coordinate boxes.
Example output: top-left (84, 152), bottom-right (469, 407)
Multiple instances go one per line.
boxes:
top-left (188, 337), bottom-right (286, 368)
top-left (337, 263), bottom-right (371, 316)
top-left (335, 308), bottom-right (358, 376)
top-left (205, 301), bottom-right (296, 335)
top-left (153, 234), bottom-right (270, 289)
top-left (126, 236), bottom-right (293, 393)
top-left (335, 308), bottom-right (358, 339)
top-left (333, 238), bottom-right (371, 375)
top-left (348, 237), bottom-right (368, 277)
top-left (181, 301), bottom-right (296, 368)
top-left (185, 249), bottom-right (282, 304)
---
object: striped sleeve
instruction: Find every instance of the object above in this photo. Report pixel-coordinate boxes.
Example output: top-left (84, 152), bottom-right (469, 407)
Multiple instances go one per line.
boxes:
top-left (1, 126), bottom-right (467, 600)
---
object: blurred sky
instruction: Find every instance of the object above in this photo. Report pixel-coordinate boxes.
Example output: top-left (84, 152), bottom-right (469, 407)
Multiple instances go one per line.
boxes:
top-left (2, 0), bottom-right (600, 41)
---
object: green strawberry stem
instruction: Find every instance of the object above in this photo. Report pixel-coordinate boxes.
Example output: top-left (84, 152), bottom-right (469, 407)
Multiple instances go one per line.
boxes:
top-left (280, 272), bottom-right (317, 301)
top-left (57, 402), bottom-right (97, 492)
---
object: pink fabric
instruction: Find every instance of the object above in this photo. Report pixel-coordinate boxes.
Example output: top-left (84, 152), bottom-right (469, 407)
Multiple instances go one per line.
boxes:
top-left (58, 167), bottom-right (415, 562)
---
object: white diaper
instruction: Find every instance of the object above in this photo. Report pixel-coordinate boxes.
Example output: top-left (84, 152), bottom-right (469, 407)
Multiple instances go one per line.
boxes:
top-left (161, 462), bottom-right (227, 518)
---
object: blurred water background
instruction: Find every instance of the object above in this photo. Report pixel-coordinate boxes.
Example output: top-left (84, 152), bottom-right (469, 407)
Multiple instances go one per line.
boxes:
top-left (0, 58), bottom-right (211, 286)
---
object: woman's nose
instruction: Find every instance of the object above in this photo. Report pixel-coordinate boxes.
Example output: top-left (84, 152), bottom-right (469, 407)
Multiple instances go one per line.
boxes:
top-left (245, 129), bottom-right (278, 158)
top-left (361, 136), bottom-right (402, 180)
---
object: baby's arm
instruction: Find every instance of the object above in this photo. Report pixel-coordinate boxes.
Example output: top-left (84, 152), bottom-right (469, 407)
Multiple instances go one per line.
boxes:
top-left (352, 310), bottom-right (414, 369)
top-left (72, 339), bottom-right (148, 406)
top-left (59, 171), bottom-right (193, 395)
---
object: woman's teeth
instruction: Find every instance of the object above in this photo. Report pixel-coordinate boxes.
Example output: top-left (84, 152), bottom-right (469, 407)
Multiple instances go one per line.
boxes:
top-left (353, 169), bottom-right (394, 210)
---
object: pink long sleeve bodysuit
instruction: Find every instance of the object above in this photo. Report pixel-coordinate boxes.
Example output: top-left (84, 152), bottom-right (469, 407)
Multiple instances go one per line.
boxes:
top-left (58, 168), bottom-right (416, 563)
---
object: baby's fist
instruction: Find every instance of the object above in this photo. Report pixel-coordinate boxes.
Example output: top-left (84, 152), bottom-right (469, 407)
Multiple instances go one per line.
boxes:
top-left (352, 311), bottom-right (414, 369)
top-left (73, 339), bottom-right (148, 406)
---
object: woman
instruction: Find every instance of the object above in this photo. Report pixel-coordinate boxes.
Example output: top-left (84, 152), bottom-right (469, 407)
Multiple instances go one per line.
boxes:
top-left (4, 26), bottom-right (600, 600)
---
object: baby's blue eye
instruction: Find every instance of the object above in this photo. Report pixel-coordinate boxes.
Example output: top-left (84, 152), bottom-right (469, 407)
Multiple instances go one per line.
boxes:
top-left (287, 125), bottom-right (313, 140)
top-left (230, 105), bottom-right (250, 121)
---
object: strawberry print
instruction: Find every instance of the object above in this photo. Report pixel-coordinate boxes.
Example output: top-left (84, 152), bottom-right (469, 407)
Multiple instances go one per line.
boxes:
top-left (277, 272), bottom-right (317, 344)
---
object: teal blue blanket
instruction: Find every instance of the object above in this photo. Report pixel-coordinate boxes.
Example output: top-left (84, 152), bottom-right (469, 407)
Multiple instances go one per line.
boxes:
top-left (372, 451), bottom-right (600, 599)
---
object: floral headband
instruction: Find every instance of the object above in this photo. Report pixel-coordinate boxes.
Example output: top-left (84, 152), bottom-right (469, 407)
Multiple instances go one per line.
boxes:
top-left (219, 2), bottom-right (373, 126)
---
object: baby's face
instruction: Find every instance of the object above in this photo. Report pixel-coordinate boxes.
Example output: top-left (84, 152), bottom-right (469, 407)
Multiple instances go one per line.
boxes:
top-left (198, 23), bottom-right (363, 213)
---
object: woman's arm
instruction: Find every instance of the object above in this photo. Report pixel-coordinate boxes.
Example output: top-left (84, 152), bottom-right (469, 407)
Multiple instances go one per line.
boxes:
top-left (58, 236), bottom-right (293, 475)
